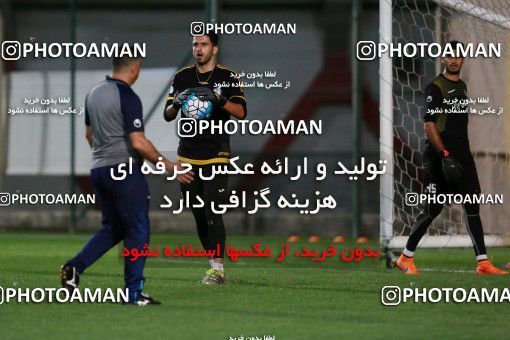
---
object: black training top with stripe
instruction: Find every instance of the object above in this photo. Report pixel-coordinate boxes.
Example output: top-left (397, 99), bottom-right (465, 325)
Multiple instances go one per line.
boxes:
top-left (423, 73), bottom-right (471, 161)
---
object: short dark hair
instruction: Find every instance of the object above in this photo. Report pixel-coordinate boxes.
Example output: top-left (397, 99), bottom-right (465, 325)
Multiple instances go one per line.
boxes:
top-left (444, 40), bottom-right (464, 54)
top-left (445, 40), bottom-right (463, 47)
top-left (206, 31), bottom-right (219, 46)
top-left (195, 31), bottom-right (219, 46)
top-left (112, 45), bottom-right (142, 71)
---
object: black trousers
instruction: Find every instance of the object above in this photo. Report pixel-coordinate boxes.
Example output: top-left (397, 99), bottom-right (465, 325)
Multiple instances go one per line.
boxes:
top-left (405, 151), bottom-right (486, 257)
top-left (180, 164), bottom-right (228, 258)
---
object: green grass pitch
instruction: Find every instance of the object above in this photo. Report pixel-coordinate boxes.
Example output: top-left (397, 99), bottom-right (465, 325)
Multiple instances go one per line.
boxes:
top-left (0, 232), bottom-right (509, 339)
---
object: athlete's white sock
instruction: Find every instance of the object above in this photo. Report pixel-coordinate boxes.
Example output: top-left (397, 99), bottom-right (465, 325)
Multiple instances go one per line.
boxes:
top-left (209, 259), bottom-right (215, 268)
top-left (212, 262), bottom-right (224, 272)
top-left (403, 248), bottom-right (415, 258)
top-left (476, 254), bottom-right (488, 261)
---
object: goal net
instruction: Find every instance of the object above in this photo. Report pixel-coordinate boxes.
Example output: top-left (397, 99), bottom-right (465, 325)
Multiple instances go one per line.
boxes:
top-left (381, 0), bottom-right (510, 249)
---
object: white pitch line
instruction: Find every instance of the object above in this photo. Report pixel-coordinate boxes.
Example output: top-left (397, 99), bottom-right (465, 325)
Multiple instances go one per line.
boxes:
top-left (419, 267), bottom-right (475, 273)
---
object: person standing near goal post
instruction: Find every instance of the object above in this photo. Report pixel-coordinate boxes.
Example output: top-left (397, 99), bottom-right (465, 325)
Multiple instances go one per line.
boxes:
top-left (396, 40), bottom-right (508, 275)
top-left (163, 31), bottom-right (247, 284)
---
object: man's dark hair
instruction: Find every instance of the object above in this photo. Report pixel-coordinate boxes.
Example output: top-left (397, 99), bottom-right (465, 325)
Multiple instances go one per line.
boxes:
top-left (444, 40), bottom-right (464, 54)
top-left (199, 31), bottom-right (219, 46)
top-left (445, 40), bottom-right (464, 47)
top-left (112, 45), bottom-right (142, 72)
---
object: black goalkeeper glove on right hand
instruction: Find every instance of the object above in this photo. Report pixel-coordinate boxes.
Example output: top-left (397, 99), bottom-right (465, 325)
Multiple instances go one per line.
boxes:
top-left (193, 87), bottom-right (227, 107)
top-left (441, 150), bottom-right (463, 184)
top-left (172, 89), bottom-right (191, 111)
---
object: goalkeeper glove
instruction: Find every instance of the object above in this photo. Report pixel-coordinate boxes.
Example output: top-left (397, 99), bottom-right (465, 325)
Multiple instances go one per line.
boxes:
top-left (440, 149), bottom-right (463, 184)
top-left (193, 87), bottom-right (227, 107)
top-left (172, 89), bottom-right (191, 111)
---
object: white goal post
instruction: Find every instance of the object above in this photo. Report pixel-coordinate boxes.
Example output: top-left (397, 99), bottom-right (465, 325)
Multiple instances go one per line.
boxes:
top-left (379, 0), bottom-right (510, 249)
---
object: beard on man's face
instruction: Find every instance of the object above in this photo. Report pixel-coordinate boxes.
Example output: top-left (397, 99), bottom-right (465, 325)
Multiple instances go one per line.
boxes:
top-left (446, 68), bottom-right (461, 75)
top-left (445, 62), bottom-right (462, 75)
top-left (195, 52), bottom-right (212, 66)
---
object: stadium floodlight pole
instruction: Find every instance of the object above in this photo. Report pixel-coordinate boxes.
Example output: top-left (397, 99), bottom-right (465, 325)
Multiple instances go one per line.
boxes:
top-left (69, 0), bottom-right (77, 233)
top-left (206, 0), bottom-right (218, 23)
top-left (206, 0), bottom-right (219, 60)
top-left (379, 0), bottom-right (393, 249)
top-left (351, 0), bottom-right (362, 239)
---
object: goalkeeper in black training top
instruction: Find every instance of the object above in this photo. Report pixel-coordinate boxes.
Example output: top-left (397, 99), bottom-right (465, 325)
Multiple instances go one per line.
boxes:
top-left (163, 31), bottom-right (247, 284)
top-left (396, 40), bottom-right (507, 275)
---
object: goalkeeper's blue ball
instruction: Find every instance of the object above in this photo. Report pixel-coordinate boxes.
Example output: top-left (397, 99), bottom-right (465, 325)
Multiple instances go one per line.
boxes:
top-left (181, 92), bottom-right (213, 120)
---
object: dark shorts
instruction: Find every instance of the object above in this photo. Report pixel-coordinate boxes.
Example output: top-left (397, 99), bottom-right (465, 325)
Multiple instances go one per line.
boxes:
top-left (179, 164), bottom-right (229, 207)
top-left (422, 149), bottom-right (481, 196)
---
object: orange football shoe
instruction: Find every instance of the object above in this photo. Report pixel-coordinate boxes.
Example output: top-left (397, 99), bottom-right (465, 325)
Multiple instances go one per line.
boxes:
top-left (396, 254), bottom-right (420, 275)
top-left (476, 260), bottom-right (509, 275)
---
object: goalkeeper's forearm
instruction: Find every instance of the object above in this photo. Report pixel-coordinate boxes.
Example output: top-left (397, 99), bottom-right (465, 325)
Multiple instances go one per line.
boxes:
top-left (424, 122), bottom-right (446, 153)
top-left (223, 101), bottom-right (246, 119)
top-left (164, 105), bottom-right (178, 122)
